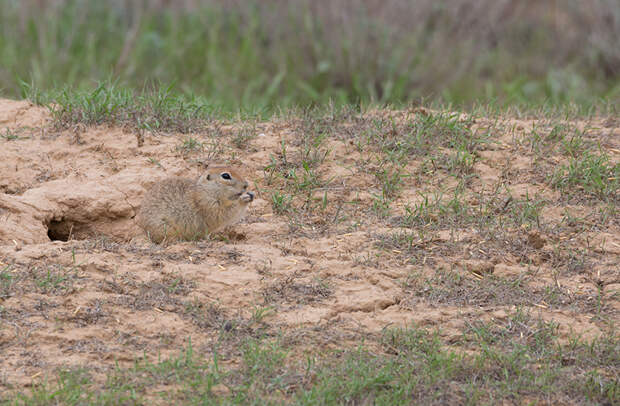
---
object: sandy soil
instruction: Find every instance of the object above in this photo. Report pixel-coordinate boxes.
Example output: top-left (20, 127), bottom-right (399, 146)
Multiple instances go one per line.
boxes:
top-left (0, 99), bottom-right (618, 391)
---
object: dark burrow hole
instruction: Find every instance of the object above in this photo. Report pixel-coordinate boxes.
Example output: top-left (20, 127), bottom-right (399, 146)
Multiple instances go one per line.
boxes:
top-left (47, 219), bottom-right (83, 242)
top-left (47, 217), bottom-right (126, 242)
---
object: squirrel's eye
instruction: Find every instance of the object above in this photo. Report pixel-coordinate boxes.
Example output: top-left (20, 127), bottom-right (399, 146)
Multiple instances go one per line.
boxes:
top-left (221, 172), bottom-right (231, 180)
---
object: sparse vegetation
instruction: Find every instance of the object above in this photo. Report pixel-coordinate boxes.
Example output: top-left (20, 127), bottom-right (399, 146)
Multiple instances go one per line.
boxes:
top-left (0, 266), bottom-right (15, 299)
top-left (42, 83), bottom-right (218, 133)
top-left (551, 151), bottom-right (619, 202)
top-left (2, 98), bottom-right (619, 404)
top-left (5, 313), bottom-right (618, 405)
top-left (1, 128), bottom-right (19, 141)
top-left (176, 136), bottom-right (203, 154)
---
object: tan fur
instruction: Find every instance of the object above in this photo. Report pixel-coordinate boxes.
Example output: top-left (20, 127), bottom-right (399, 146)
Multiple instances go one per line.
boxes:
top-left (137, 166), bottom-right (254, 243)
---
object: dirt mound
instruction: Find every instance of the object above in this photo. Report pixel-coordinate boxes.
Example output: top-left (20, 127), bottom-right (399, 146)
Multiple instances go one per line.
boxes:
top-left (0, 98), bottom-right (618, 394)
top-left (0, 99), bottom-right (183, 243)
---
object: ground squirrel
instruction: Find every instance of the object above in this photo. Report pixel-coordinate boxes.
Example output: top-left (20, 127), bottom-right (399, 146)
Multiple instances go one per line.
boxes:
top-left (137, 166), bottom-right (254, 243)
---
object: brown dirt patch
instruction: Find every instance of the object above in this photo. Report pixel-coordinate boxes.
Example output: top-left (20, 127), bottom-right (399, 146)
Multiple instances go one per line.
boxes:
top-left (0, 98), bottom-right (618, 392)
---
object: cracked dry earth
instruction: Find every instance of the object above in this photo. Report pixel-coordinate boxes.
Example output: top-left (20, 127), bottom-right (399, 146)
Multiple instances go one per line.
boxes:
top-left (0, 98), bottom-right (618, 391)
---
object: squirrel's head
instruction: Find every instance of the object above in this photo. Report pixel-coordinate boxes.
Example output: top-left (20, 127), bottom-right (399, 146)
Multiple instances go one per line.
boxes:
top-left (199, 166), bottom-right (254, 205)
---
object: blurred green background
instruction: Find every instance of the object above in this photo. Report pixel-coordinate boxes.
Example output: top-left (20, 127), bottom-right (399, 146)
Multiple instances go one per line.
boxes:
top-left (1, 0), bottom-right (619, 112)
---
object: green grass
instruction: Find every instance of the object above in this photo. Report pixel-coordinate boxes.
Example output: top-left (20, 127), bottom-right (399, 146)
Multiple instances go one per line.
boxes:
top-left (1, 1), bottom-right (619, 112)
top-left (31, 82), bottom-right (220, 132)
top-left (271, 191), bottom-right (294, 215)
top-left (260, 112), bottom-right (338, 221)
top-left (3, 312), bottom-right (618, 405)
top-left (176, 136), bottom-right (203, 153)
top-left (1, 128), bottom-right (19, 141)
top-left (551, 151), bottom-right (620, 202)
top-left (231, 122), bottom-right (257, 150)
top-left (352, 112), bottom-right (484, 161)
top-left (31, 266), bottom-right (78, 295)
top-left (0, 266), bottom-right (15, 299)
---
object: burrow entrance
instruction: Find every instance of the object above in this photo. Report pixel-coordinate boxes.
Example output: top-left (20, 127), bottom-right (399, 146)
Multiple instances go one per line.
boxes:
top-left (45, 214), bottom-right (134, 242)
top-left (47, 218), bottom-right (93, 242)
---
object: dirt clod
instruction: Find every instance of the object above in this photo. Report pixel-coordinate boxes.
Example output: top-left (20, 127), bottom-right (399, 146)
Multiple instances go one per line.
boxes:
top-left (527, 230), bottom-right (547, 249)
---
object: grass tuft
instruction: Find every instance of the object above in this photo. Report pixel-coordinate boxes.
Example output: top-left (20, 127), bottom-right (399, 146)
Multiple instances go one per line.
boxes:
top-left (551, 151), bottom-right (620, 201)
top-left (45, 82), bottom-right (219, 133)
